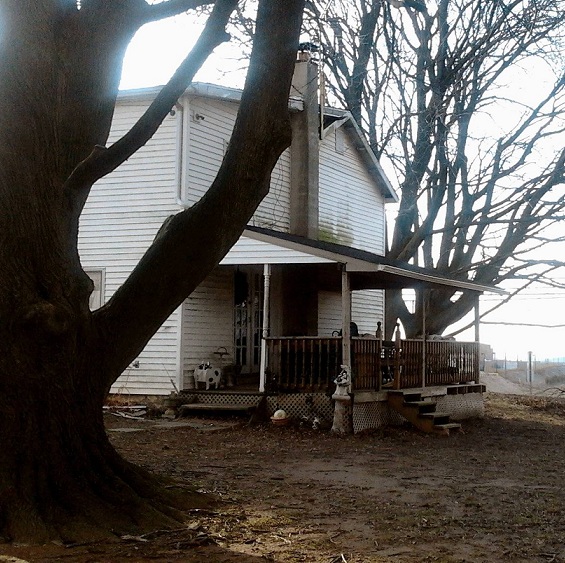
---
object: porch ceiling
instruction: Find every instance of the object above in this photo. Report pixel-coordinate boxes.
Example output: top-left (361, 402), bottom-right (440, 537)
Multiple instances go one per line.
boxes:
top-left (237, 227), bottom-right (506, 295)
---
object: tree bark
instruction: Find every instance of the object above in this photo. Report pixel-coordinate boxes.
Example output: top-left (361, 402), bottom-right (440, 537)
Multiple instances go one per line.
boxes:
top-left (0, 0), bottom-right (305, 543)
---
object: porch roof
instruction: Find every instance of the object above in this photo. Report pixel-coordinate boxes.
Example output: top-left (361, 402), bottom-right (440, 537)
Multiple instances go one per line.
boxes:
top-left (220, 226), bottom-right (505, 294)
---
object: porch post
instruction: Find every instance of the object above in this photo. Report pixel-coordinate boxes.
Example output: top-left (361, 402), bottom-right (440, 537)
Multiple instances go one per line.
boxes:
top-left (332, 267), bottom-right (353, 434)
top-left (474, 295), bottom-right (480, 343)
top-left (341, 267), bottom-right (351, 370)
top-left (259, 264), bottom-right (272, 393)
top-left (421, 287), bottom-right (427, 388)
top-left (474, 294), bottom-right (481, 384)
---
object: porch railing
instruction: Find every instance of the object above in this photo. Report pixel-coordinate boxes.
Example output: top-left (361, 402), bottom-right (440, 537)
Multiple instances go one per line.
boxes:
top-left (399, 339), bottom-right (480, 389)
top-left (266, 336), bottom-right (480, 392)
top-left (351, 338), bottom-right (398, 390)
top-left (265, 337), bottom-right (342, 392)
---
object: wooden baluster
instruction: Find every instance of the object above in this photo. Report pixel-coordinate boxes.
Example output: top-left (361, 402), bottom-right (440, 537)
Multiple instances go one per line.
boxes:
top-left (394, 322), bottom-right (401, 389)
top-left (375, 322), bottom-right (382, 391)
top-left (309, 338), bottom-right (316, 389)
top-left (376, 321), bottom-right (382, 340)
top-left (298, 339), bottom-right (302, 389)
top-left (284, 338), bottom-right (288, 390)
top-left (315, 338), bottom-right (320, 389)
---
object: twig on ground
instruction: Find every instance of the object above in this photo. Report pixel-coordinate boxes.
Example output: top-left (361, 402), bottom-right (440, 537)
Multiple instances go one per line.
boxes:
top-left (109, 411), bottom-right (147, 420)
top-left (328, 530), bottom-right (344, 544)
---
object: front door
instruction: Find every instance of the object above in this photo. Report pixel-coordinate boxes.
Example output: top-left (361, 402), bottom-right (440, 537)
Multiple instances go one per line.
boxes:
top-left (234, 268), bottom-right (264, 374)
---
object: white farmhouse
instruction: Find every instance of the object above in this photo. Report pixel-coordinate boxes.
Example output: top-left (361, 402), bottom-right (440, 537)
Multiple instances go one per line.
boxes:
top-left (80, 55), bottom-right (498, 433)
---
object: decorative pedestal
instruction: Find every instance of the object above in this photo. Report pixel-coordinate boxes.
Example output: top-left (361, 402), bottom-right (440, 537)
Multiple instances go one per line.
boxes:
top-left (331, 365), bottom-right (353, 434)
top-left (331, 395), bottom-right (353, 434)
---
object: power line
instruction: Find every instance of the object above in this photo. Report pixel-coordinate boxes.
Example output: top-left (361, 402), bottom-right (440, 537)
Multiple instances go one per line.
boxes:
top-left (481, 321), bottom-right (565, 328)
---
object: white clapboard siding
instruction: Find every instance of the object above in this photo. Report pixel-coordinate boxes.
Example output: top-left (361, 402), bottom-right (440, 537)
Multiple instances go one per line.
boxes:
top-left (185, 96), bottom-right (291, 231)
top-left (79, 100), bottom-right (182, 396)
top-left (352, 290), bottom-right (384, 335)
top-left (318, 290), bottom-right (384, 337)
top-left (318, 291), bottom-right (342, 336)
top-left (319, 126), bottom-right (386, 254)
top-left (182, 267), bottom-right (234, 372)
top-left (250, 151), bottom-right (291, 231)
top-left (220, 236), bottom-right (333, 265)
top-left (185, 96), bottom-right (237, 203)
top-left (109, 308), bottom-right (182, 395)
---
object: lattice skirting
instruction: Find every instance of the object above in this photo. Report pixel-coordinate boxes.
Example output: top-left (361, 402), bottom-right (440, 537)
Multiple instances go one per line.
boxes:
top-left (353, 392), bottom-right (484, 432)
top-left (352, 402), bottom-right (405, 433)
top-left (266, 394), bottom-right (334, 422)
top-left (175, 390), bottom-right (484, 430)
top-left (435, 393), bottom-right (484, 420)
top-left (177, 391), bottom-right (334, 422)
top-left (177, 391), bottom-right (263, 407)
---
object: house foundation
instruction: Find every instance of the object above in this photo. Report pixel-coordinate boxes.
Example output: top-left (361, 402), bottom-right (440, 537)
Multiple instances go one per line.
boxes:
top-left (174, 383), bottom-right (484, 433)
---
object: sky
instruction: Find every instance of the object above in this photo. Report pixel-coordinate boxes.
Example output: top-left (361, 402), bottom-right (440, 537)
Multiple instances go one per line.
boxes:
top-left (120, 12), bottom-right (245, 91)
top-left (119, 10), bottom-right (565, 363)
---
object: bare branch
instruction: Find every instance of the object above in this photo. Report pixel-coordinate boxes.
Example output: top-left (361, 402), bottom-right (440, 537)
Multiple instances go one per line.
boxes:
top-left (94, 0), bottom-right (305, 379)
top-left (64, 0), bottom-right (238, 208)
top-left (140, 0), bottom-right (216, 24)
top-left (448, 265), bottom-right (562, 337)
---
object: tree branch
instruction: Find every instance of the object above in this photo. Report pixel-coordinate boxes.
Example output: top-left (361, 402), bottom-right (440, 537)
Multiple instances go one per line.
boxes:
top-left (447, 266), bottom-right (562, 337)
top-left (140, 0), bottom-right (216, 25)
top-left (94, 0), bottom-right (305, 383)
top-left (64, 0), bottom-right (238, 210)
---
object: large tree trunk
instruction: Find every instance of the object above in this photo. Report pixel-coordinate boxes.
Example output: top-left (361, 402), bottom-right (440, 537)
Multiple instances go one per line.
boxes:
top-left (0, 0), bottom-right (305, 543)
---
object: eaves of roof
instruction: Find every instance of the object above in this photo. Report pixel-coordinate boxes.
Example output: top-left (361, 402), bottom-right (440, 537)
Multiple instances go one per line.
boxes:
top-left (244, 226), bottom-right (506, 295)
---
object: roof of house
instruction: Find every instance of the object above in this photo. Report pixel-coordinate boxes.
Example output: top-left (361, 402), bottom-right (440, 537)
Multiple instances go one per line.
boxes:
top-left (220, 226), bottom-right (505, 295)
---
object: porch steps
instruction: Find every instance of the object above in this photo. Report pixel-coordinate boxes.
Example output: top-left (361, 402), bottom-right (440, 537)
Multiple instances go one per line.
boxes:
top-left (387, 390), bottom-right (461, 436)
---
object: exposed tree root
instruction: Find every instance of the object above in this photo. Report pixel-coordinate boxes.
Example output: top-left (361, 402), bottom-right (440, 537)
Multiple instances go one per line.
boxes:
top-left (0, 427), bottom-right (216, 545)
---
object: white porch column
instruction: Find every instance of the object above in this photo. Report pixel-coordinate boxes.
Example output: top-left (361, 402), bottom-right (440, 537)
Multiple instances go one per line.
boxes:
top-left (474, 294), bottom-right (481, 384)
top-left (259, 264), bottom-right (272, 393)
top-left (341, 267), bottom-right (352, 369)
top-left (474, 295), bottom-right (480, 343)
top-left (421, 287), bottom-right (427, 388)
top-left (332, 267), bottom-right (353, 434)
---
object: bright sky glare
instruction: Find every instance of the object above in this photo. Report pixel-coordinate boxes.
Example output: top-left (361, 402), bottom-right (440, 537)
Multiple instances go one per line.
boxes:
top-left (121, 13), bottom-right (246, 90)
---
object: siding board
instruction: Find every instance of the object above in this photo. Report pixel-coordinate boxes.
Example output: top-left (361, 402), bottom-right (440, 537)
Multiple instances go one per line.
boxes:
top-left (80, 101), bottom-right (182, 395)
top-left (186, 96), bottom-right (291, 231)
top-left (319, 126), bottom-right (386, 254)
top-left (318, 290), bottom-right (384, 337)
top-left (182, 268), bottom-right (235, 374)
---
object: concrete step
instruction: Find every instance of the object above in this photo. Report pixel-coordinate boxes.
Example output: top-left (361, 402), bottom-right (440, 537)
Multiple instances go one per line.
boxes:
top-left (177, 402), bottom-right (259, 418)
top-left (419, 412), bottom-right (451, 425)
top-left (433, 422), bottom-right (462, 436)
top-left (402, 400), bottom-right (437, 413)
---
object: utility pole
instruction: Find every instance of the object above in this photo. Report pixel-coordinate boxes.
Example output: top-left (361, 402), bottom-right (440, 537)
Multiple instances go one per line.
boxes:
top-left (527, 351), bottom-right (533, 394)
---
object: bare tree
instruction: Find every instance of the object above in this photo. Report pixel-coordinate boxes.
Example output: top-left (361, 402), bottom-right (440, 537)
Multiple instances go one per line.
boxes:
top-left (307, 0), bottom-right (565, 337)
top-left (0, 0), bottom-right (305, 543)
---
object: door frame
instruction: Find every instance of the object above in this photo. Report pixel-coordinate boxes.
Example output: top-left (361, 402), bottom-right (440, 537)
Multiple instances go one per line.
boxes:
top-left (234, 266), bottom-right (264, 374)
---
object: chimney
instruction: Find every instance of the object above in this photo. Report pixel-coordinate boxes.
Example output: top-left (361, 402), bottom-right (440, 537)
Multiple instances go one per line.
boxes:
top-left (289, 47), bottom-right (320, 239)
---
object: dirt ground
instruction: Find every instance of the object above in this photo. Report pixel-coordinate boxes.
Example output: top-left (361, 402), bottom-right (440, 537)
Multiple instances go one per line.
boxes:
top-left (2, 392), bottom-right (565, 563)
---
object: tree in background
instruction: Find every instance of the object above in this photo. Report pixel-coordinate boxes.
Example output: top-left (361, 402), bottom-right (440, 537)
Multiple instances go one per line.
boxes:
top-left (306, 0), bottom-right (565, 337)
top-left (0, 0), bottom-right (305, 543)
